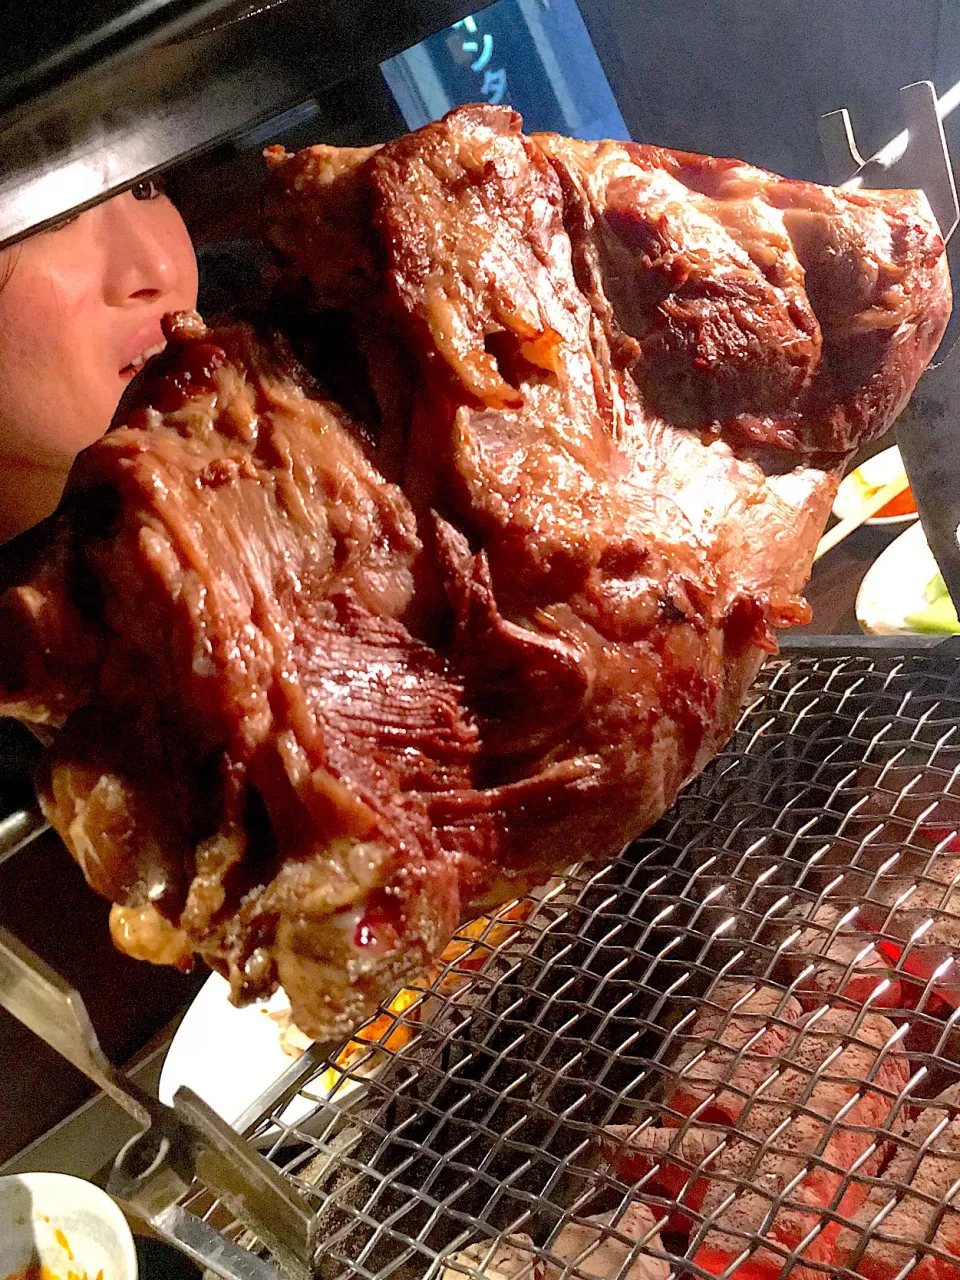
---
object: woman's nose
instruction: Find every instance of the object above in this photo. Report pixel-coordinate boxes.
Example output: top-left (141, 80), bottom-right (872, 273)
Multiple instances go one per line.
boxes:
top-left (98, 193), bottom-right (180, 307)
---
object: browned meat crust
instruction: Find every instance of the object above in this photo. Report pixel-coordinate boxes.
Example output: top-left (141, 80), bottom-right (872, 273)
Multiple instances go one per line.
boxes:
top-left (0, 106), bottom-right (949, 1039)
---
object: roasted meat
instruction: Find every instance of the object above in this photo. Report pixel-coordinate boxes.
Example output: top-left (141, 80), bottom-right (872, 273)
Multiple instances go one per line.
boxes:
top-left (604, 985), bottom-right (910, 1278)
top-left (0, 106), bottom-right (949, 1039)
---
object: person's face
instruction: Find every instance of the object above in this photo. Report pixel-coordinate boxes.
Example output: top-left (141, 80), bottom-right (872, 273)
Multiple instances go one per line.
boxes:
top-left (0, 181), bottom-right (198, 469)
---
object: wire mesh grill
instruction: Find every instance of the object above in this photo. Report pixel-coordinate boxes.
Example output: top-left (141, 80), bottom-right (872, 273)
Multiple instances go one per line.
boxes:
top-left (184, 646), bottom-right (960, 1280)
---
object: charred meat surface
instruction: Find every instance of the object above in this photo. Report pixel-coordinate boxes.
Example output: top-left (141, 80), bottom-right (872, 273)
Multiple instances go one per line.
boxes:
top-left (0, 106), bottom-right (949, 1040)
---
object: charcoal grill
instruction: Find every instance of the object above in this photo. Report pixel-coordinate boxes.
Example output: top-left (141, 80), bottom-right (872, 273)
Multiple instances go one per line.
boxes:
top-left (97, 635), bottom-right (956, 1280)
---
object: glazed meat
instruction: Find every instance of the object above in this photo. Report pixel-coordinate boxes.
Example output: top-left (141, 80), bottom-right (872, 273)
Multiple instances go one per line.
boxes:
top-left (0, 105), bottom-right (950, 1040)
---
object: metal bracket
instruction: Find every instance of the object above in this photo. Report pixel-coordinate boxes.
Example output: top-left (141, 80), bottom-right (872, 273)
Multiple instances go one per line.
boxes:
top-left (0, 927), bottom-right (316, 1280)
top-left (820, 80), bottom-right (959, 240)
top-left (820, 82), bottom-right (960, 621)
top-left (0, 0), bottom-right (496, 249)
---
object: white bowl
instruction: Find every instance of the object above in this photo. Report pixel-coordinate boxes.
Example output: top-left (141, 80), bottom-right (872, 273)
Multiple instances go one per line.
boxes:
top-left (833, 444), bottom-right (918, 528)
top-left (0, 1172), bottom-right (137, 1280)
top-left (856, 519), bottom-right (940, 634)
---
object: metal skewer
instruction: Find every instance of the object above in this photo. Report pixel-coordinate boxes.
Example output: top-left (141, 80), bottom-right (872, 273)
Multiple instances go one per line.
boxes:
top-left (820, 79), bottom-right (959, 240)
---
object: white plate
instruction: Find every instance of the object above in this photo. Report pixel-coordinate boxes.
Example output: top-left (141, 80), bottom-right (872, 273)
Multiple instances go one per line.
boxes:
top-left (856, 519), bottom-right (940, 634)
top-left (0, 1173), bottom-right (137, 1280)
top-left (160, 897), bottom-right (545, 1131)
top-left (833, 444), bottom-right (917, 527)
top-left (160, 973), bottom-right (339, 1129)
top-left (160, 972), bottom-right (429, 1133)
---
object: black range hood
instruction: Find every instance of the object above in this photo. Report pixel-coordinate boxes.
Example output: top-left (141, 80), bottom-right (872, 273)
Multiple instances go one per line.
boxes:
top-left (0, 0), bottom-right (490, 248)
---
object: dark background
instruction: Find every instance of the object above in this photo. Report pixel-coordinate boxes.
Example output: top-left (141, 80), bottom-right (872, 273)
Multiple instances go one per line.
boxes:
top-left (579, 0), bottom-right (960, 181)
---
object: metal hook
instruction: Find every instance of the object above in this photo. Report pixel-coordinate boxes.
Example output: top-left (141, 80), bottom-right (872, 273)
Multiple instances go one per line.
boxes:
top-left (820, 80), bottom-right (959, 241)
top-left (824, 86), bottom-right (960, 627)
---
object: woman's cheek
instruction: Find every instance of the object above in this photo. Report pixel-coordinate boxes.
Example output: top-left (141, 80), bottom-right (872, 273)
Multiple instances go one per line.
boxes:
top-left (0, 311), bottom-right (110, 464)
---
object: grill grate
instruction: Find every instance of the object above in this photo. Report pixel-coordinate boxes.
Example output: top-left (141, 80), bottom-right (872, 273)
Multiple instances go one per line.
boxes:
top-left (185, 646), bottom-right (960, 1280)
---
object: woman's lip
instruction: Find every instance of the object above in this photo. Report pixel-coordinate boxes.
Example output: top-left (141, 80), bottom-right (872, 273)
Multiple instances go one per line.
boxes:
top-left (119, 322), bottom-right (167, 378)
top-left (120, 341), bottom-right (166, 380)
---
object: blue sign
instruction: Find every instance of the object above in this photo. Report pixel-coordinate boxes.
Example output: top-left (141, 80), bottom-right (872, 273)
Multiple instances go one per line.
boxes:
top-left (381, 0), bottom-right (629, 142)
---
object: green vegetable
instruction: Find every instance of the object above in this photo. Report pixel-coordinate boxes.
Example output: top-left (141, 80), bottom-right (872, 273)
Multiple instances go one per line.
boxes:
top-left (905, 571), bottom-right (960, 633)
top-left (926, 572), bottom-right (950, 604)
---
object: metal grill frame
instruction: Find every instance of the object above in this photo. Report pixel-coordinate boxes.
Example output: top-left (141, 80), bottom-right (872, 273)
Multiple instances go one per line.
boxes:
top-left (166, 635), bottom-right (960, 1279)
top-left (11, 635), bottom-right (960, 1280)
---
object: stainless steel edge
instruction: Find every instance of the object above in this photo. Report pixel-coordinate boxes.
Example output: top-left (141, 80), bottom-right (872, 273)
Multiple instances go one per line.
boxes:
top-left (0, 0), bottom-right (494, 247)
top-left (173, 1087), bottom-right (316, 1277)
top-left (0, 808), bottom-right (48, 866)
top-left (0, 927), bottom-right (156, 1126)
top-left (896, 362), bottom-right (960, 618)
top-left (778, 632), bottom-right (949, 652)
top-left (0, 1030), bottom-right (172, 1179)
top-left (233, 1039), bottom-right (343, 1137)
top-left (150, 1203), bottom-right (284, 1280)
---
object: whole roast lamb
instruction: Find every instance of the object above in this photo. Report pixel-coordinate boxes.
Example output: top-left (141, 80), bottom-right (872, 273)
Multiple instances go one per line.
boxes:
top-left (0, 106), bottom-right (949, 1039)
